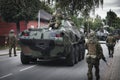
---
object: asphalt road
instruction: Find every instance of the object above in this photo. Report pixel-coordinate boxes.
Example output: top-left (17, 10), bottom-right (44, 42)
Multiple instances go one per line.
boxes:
top-left (0, 41), bottom-right (120, 80)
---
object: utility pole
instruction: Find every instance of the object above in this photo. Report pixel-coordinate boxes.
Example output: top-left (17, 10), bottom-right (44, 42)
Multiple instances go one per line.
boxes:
top-left (38, 10), bottom-right (41, 28)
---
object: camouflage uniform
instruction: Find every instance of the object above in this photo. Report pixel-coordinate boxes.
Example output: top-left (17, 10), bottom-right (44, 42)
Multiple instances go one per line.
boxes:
top-left (86, 33), bottom-right (106, 80)
top-left (49, 15), bottom-right (56, 29)
top-left (106, 34), bottom-right (116, 57)
top-left (8, 30), bottom-right (17, 57)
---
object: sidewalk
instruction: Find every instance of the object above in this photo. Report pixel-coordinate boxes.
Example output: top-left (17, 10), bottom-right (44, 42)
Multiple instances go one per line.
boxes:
top-left (0, 49), bottom-right (20, 56)
top-left (102, 40), bottom-right (120, 80)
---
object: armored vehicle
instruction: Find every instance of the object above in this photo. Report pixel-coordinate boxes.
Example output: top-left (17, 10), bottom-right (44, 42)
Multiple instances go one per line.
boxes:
top-left (18, 20), bottom-right (85, 66)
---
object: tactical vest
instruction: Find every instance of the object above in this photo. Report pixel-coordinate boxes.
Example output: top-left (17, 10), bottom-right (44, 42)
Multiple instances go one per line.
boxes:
top-left (87, 40), bottom-right (97, 55)
top-left (9, 33), bottom-right (16, 45)
top-left (87, 39), bottom-right (97, 58)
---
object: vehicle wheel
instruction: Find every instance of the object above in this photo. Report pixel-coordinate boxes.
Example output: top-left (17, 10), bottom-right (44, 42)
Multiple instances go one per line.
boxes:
top-left (66, 46), bottom-right (75, 66)
top-left (81, 45), bottom-right (85, 60)
top-left (21, 52), bottom-right (30, 64)
top-left (30, 58), bottom-right (37, 62)
top-left (75, 45), bottom-right (79, 63)
top-left (81, 50), bottom-right (85, 60)
top-left (78, 44), bottom-right (82, 61)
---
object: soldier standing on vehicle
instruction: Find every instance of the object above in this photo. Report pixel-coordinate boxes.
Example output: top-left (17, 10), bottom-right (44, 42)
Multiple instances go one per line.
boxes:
top-left (8, 29), bottom-right (17, 57)
top-left (49, 8), bottom-right (63, 29)
top-left (86, 32), bottom-right (106, 80)
top-left (106, 33), bottom-right (116, 58)
top-left (49, 13), bottom-right (56, 29)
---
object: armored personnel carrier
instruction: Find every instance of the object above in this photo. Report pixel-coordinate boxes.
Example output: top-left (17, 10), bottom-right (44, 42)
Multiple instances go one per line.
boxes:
top-left (18, 20), bottom-right (85, 66)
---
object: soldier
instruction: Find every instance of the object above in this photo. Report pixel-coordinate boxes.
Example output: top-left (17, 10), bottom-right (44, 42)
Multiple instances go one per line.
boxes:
top-left (49, 8), bottom-right (63, 29)
top-left (49, 14), bottom-right (56, 29)
top-left (106, 33), bottom-right (116, 58)
top-left (86, 32), bottom-right (106, 80)
top-left (8, 29), bottom-right (17, 57)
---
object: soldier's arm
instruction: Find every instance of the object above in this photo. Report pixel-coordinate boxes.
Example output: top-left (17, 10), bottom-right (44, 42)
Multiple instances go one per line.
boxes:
top-left (97, 43), bottom-right (106, 61)
top-left (102, 55), bottom-right (107, 62)
top-left (99, 46), bottom-right (106, 62)
top-left (85, 41), bottom-right (88, 49)
top-left (14, 35), bottom-right (17, 45)
top-left (8, 36), bottom-right (10, 45)
top-left (113, 37), bottom-right (116, 44)
top-left (106, 37), bottom-right (108, 43)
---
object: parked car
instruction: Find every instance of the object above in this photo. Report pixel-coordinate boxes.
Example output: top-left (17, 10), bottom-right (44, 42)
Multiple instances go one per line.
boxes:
top-left (18, 20), bottom-right (85, 66)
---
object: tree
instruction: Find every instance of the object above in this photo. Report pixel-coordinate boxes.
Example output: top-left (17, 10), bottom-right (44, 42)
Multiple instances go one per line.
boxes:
top-left (0, 0), bottom-right (52, 34)
top-left (92, 15), bottom-right (103, 30)
top-left (115, 17), bottom-right (120, 29)
top-left (106, 10), bottom-right (120, 29)
top-left (106, 10), bottom-right (117, 27)
top-left (48, 0), bottom-right (103, 16)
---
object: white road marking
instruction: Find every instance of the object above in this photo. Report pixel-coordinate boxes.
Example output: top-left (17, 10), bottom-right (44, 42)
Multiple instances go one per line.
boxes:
top-left (0, 73), bottom-right (13, 79)
top-left (19, 65), bottom-right (35, 72)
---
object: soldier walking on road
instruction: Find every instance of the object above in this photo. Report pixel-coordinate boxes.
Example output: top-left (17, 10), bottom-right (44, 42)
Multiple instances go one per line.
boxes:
top-left (86, 32), bottom-right (106, 80)
top-left (8, 29), bottom-right (17, 57)
top-left (106, 33), bottom-right (116, 58)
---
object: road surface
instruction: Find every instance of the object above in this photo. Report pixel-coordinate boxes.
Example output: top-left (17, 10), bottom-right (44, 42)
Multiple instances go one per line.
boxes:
top-left (0, 41), bottom-right (120, 80)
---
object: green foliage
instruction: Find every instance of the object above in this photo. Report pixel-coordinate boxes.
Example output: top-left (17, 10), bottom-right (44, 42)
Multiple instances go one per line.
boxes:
top-left (83, 15), bottom-right (103, 32)
top-left (50, 0), bottom-right (103, 16)
top-left (115, 17), bottom-right (120, 29)
top-left (83, 20), bottom-right (93, 33)
top-left (71, 15), bottom-right (103, 31)
top-left (0, 0), bottom-right (42, 22)
top-left (40, 1), bottom-right (53, 14)
top-left (71, 16), bottom-right (84, 28)
top-left (92, 17), bottom-right (103, 30)
top-left (106, 10), bottom-right (120, 29)
top-left (0, 0), bottom-right (52, 33)
top-left (106, 10), bottom-right (117, 27)
top-left (0, 0), bottom-right (52, 22)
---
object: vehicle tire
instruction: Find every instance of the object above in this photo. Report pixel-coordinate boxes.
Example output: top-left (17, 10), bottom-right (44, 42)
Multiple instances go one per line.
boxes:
top-left (21, 52), bottom-right (30, 64)
top-left (30, 58), bottom-right (37, 62)
top-left (81, 49), bottom-right (85, 60)
top-left (75, 45), bottom-right (79, 63)
top-left (66, 46), bottom-right (75, 66)
top-left (81, 45), bottom-right (85, 60)
top-left (78, 44), bottom-right (82, 61)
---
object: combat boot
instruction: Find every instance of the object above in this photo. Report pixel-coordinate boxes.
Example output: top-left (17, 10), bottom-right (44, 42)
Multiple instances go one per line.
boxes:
top-left (96, 78), bottom-right (100, 80)
top-left (9, 53), bottom-right (11, 57)
top-left (96, 75), bottom-right (100, 80)
top-left (14, 53), bottom-right (17, 56)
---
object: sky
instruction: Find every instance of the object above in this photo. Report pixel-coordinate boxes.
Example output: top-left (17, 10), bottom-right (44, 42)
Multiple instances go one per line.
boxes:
top-left (91, 0), bottom-right (120, 19)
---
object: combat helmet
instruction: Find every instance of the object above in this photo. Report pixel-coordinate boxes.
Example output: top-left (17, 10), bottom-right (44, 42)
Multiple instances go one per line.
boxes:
top-left (88, 32), bottom-right (97, 43)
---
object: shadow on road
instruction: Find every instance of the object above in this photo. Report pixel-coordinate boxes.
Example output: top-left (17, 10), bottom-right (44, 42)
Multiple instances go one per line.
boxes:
top-left (36, 59), bottom-right (70, 67)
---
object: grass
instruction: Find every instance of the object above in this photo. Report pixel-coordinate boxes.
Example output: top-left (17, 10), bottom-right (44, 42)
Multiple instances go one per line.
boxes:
top-left (0, 46), bottom-right (9, 50)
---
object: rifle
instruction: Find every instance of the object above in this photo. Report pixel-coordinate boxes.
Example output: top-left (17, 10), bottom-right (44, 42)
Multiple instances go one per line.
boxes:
top-left (102, 58), bottom-right (110, 67)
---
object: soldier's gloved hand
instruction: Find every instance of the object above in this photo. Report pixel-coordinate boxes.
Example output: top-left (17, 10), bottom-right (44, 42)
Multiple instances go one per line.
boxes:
top-left (102, 57), bottom-right (107, 62)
